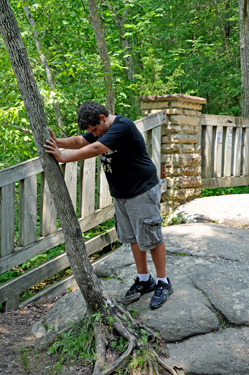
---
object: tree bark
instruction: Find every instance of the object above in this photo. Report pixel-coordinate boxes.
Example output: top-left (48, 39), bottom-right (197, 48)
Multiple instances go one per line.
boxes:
top-left (87, 0), bottom-right (115, 113)
top-left (238, 0), bottom-right (249, 116)
top-left (0, 0), bottom-right (114, 316)
top-left (23, 5), bottom-right (64, 132)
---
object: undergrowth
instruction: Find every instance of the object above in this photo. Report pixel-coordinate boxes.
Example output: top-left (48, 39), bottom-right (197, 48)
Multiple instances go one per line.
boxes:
top-left (201, 185), bottom-right (249, 197)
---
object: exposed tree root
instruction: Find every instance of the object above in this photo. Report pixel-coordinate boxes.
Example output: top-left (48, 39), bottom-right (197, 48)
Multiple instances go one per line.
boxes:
top-left (89, 298), bottom-right (180, 375)
top-left (92, 321), bottom-right (107, 375)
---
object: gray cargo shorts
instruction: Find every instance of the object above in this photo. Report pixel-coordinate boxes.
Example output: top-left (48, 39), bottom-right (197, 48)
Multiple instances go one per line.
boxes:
top-left (114, 182), bottom-right (164, 251)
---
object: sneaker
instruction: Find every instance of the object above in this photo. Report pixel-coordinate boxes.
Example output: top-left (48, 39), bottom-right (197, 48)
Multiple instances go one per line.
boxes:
top-left (124, 275), bottom-right (156, 298)
top-left (150, 278), bottom-right (173, 309)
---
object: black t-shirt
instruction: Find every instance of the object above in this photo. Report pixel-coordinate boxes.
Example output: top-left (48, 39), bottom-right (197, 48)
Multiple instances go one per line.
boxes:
top-left (83, 115), bottom-right (159, 198)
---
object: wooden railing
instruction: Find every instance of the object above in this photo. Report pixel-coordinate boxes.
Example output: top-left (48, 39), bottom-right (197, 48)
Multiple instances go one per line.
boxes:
top-left (200, 114), bottom-right (249, 188)
top-left (0, 110), bottom-right (167, 311)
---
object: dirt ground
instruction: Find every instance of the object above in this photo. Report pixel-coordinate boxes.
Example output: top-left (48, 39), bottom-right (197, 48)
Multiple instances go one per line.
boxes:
top-left (0, 294), bottom-right (172, 375)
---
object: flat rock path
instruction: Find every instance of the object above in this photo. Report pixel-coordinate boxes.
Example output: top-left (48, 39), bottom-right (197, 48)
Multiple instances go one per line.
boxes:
top-left (40, 194), bottom-right (249, 375)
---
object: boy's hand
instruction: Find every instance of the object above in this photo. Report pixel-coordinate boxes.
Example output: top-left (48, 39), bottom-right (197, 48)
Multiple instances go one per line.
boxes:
top-left (44, 137), bottom-right (65, 162)
top-left (48, 127), bottom-right (57, 144)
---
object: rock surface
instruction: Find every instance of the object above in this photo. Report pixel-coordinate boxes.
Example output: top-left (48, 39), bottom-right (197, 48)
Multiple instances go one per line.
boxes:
top-left (170, 194), bottom-right (249, 226)
top-left (39, 195), bottom-right (249, 375)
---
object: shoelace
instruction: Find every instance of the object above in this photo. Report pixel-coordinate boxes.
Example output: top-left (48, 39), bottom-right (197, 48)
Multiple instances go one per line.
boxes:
top-left (154, 286), bottom-right (164, 297)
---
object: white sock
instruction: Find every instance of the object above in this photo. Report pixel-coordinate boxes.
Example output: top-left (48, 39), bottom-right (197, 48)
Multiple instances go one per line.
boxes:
top-left (156, 277), bottom-right (168, 285)
top-left (137, 273), bottom-right (150, 282)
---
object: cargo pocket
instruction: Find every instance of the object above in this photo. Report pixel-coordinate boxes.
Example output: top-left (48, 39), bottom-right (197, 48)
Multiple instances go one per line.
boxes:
top-left (142, 216), bottom-right (163, 248)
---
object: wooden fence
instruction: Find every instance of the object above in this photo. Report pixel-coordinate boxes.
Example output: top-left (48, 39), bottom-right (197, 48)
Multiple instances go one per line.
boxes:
top-left (200, 114), bottom-right (249, 189)
top-left (0, 110), bottom-right (167, 311)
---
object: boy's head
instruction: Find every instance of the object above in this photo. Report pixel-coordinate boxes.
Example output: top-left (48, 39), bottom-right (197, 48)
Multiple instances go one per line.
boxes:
top-left (77, 101), bottom-right (109, 131)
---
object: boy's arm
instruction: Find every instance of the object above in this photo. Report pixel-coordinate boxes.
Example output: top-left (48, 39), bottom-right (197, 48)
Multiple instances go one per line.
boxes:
top-left (44, 137), bottom-right (109, 163)
top-left (48, 127), bottom-right (89, 149)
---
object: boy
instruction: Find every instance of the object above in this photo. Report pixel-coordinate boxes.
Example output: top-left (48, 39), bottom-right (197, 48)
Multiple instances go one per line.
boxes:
top-left (45, 101), bottom-right (173, 309)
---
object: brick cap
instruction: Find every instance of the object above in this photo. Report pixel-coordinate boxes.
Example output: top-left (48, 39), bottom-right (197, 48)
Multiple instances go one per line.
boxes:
top-left (137, 94), bottom-right (207, 105)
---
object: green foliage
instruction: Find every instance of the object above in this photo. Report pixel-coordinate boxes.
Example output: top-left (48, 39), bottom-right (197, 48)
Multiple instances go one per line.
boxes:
top-left (19, 347), bottom-right (31, 372)
top-left (0, 0), bottom-right (243, 169)
top-left (201, 185), bottom-right (249, 198)
top-left (48, 318), bottom-right (96, 370)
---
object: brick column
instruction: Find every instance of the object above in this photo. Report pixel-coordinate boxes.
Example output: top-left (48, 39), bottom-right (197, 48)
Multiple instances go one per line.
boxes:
top-left (137, 94), bottom-right (206, 215)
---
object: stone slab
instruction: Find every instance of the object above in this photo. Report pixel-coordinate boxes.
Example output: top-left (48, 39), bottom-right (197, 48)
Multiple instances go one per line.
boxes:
top-left (42, 252), bottom-right (219, 345)
top-left (192, 259), bottom-right (249, 325)
top-left (166, 327), bottom-right (249, 375)
top-left (162, 222), bottom-right (249, 262)
top-left (171, 194), bottom-right (249, 226)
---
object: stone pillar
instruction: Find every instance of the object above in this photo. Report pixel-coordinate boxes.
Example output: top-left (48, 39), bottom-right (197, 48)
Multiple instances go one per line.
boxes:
top-left (137, 94), bottom-right (206, 215)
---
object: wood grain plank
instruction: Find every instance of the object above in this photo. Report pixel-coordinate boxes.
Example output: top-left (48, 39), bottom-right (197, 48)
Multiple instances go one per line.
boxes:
top-left (242, 128), bottom-right (249, 176)
top-left (135, 110), bottom-right (167, 133)
top-left (233, 127), bottom-right (242, 176)
top-left (152, 126), bottom-right (161, 179)
top-left (0, 157), bottom-right (42, 188)
top-left (40, 173), bottom-right (57, 237)
top-left (64, 162), bottom-right (77, 211)
top-left (224, 127), bottom-right (233, 177)
top-left (19, 176), bottom-right (37, 247)
top-left (0, 184), bottom-right (15, 257)
top-left (97, 160), bottom-right (112, 209)
top-left (202, 125), bottom-right (212, 178)
top-left (79, 158), bottom-right (96, 218)
top-left (200, 114), bottom-right (249, 127)
top-left (202, 175), bottom-right (249, 189)
top-left (213, 126), bottom-right (223, 177)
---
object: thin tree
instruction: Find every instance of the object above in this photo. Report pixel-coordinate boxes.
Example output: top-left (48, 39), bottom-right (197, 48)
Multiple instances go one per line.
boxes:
top-left (23, 4), bottom-right (65, 135)
top-left (238, 0), bottom-right (249, 117)
top-left (0, 1), bottom-right (178, 374)
top-left (87, 0), bottom-right (115, 114)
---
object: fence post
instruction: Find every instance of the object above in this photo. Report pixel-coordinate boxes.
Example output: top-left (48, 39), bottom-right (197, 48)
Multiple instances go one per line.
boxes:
top-left (137, 94), bottom-right (206, 215)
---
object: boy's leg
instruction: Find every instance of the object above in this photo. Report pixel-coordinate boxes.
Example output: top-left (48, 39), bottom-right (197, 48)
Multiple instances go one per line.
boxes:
top-left (131, 242), bottom-right (149, 274)
top-left (150, 241), bottom-right (166, 278)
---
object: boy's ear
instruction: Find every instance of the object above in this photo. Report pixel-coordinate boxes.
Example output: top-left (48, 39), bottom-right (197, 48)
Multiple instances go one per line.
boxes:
top-left (100, 114), bottom-right (107, 122)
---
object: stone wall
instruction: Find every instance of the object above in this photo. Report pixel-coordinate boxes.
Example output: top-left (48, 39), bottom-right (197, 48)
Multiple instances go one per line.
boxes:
top-left (137, 94), bottom-right (206, 215)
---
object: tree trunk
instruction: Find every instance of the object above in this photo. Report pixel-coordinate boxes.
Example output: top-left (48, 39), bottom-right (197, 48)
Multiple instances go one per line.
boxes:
top-left (23, 5), bottom-right (64, 133)
top-left (0, 0), bottom-right (114, 316)
top-left (238, 0), bottom-right (249, 117)
top-left (87, 0), bottom-right (115, 113)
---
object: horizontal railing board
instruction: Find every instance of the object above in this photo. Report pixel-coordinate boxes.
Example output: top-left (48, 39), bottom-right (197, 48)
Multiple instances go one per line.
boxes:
top-left (135, 110), bottom-right (167, 133)
top-left (0, 227), bottom-right (117, 304)
top-left (0, 157), bottom-right (42, 188)
top-left (0, 204), bottom-right (114, 274)
top-left (202, 176), bottom-right (249, 189)
top-left (19, 274), bottom-right (78, 308)
top-left (200, 114), bottom-right (249, 128)
top-left (0, 149), bottom-right (74, 188)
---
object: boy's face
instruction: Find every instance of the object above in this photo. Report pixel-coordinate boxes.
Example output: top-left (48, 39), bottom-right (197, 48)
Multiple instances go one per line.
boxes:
top-left (87, 114), bottom-right (109, 138)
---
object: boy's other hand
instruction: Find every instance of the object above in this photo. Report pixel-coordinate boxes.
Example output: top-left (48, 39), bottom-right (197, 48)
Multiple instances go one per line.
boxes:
top-left (48, 127), bottom-right (57, 144)
top-left (44, 137), bottom-right (64, 162)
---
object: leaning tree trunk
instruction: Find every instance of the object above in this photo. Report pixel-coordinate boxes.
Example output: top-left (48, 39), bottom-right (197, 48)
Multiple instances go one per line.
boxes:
top-left (238, 0), bottom-right (249, 117)
top-left (0, 0), bottom-right (113, 316)
top-left (87, 0), bottom-right (115, 114)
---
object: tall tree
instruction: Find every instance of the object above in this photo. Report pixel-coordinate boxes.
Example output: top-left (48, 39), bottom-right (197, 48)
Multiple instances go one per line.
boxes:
top-left (0, 1), bottom-right (178, 374)
top-left (87, 0), bottom-right (115, 113)
top-left (23, 4), bottom-right (65, 134)
top-left (238, 0), bottom-right (249, 116)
